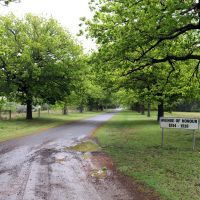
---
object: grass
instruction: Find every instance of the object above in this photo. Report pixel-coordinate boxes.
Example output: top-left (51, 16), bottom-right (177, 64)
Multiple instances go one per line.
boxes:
top-left (0, 111), bottom-right (103, 142)
top-left (94, 111), bottom-right (200, 200)
top-left (165, 111), bottom-right (200, 118)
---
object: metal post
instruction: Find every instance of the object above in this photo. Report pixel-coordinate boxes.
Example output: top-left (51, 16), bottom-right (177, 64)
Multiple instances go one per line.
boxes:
top-left (192, 130), bottom-right (196, 150)
top-left (161, 128), bottom-right (164, 147)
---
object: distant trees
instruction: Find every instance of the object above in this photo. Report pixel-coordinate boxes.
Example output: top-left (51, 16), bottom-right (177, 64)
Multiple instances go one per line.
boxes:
top-left (0, 14), bottom-right (83, 119)
top-left (64, 54), bottom-right (115, 113)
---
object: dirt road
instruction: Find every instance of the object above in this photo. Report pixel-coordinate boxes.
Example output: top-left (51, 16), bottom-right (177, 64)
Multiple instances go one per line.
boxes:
top-left (0, 113), bottom-right (158, 200)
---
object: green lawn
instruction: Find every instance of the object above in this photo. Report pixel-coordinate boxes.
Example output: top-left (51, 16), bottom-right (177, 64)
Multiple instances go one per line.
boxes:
top-left (0, 111), bottom-right (103, 142)
top-left (94, 111), bottom-right (200, 200)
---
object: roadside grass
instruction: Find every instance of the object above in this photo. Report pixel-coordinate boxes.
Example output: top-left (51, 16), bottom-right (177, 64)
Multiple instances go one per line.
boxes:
top-left (165, 111), bottom-right (200, 118)
top-left (0, 111), bottom-right (103, 142)
top-left (94, 111), bottom-right (200, 200)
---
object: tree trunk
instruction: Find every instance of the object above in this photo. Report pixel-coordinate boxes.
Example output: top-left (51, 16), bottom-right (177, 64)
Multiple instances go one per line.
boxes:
top-left (141, 104), bottom-right (145, 115)
top-left (88, 99), bottom-right (93, 111)
top-left (79, 107), bottom-right (83, 113)
top-left (88, 106), bottom-right (93, 111)
top-left (147, 102), bottom-right (151, 117)
top-left (130, 104), bottom-right (134, 111)
top-left (26, 99), bottom-right (32, 120)
top-left (99, 104), bottom-right (103, 111)
top-left (79, 103), bottom-right (83, 113)
top-left (9, 110), bottom-right (11, 120)
top-left (157, 101), bottom-right (164, 122)
top-left (135, 103), bottom-right (141, 113)
top-left (63, 103), bottom-right (68, 115)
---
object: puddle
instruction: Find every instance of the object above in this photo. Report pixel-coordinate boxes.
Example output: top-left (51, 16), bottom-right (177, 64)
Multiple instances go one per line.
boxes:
top-left (65, 140), bottom-right (101, 153)
top-left (65, 140), bottom-right (113, 179)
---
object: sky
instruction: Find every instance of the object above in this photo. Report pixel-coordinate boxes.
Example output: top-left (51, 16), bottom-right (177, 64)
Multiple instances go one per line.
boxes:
top-left (0, 0), bottom-right (96, 52)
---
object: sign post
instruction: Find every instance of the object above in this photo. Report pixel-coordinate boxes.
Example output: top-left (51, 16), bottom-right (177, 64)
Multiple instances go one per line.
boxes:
top-left (192, 130), bottom-right (196, 150)
top-left (161, 128), bottom-right (164, 147)
top-left (160, 117), bottom-right (199, 150)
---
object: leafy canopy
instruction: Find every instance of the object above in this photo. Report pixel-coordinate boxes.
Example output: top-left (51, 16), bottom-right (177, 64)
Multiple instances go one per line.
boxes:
top-left (0, 14), bottom-right (83, 118)
top-left (82, 0), bottom-right (200, 77)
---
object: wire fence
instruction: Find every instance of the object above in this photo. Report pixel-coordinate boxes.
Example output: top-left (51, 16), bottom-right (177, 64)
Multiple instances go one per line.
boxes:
top-left (0, 108), bottom-right (81, 120)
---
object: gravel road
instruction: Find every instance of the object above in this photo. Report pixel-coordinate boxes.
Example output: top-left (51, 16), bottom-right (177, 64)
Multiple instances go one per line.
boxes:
top-left (0, 113), bottom-right (158, 200)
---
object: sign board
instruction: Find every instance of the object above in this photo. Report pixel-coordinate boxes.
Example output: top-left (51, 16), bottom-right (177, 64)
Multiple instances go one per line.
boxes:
top-left (160, 117), bottom-right (199, 130)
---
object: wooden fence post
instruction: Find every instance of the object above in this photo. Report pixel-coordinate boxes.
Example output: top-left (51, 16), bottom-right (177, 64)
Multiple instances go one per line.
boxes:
top-left (9, 110), bottom-right (11, 120)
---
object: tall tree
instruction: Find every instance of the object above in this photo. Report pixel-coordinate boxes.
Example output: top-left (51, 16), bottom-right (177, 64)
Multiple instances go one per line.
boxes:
top-left (0, 14), bottom-right (83, 119)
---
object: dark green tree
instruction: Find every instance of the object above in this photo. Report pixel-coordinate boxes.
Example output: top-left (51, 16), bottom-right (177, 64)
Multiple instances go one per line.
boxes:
top-left (0, 14), bottom-right (83, 119)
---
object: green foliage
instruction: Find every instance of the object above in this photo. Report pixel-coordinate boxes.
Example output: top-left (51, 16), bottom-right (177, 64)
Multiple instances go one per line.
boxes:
top-left (0, 97), bottom-right (6, 110)
top-left (84, 0), bottom-right (200, 68)
top-left (0, 14), bottom-right (83, 118)
top-left (81, 0), bottom-right (200, 114)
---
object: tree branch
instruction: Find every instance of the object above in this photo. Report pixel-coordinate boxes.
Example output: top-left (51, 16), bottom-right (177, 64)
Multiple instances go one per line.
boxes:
top-left (125, 54), bottom-right (200, 76)
top-left (165, 60), bottom-right (175, 86)
top-left (135, 23), bottom-right (200, 62)
top-left (189, 61), bottom-right (200, 83)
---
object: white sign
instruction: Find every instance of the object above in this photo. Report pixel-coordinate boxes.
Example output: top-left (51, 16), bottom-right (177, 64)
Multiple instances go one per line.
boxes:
top-left (160, 117), bottom-right (199, 130)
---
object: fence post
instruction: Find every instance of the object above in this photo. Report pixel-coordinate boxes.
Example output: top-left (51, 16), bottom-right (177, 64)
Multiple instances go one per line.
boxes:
top-left (9, 110), bottom-right (11, 120)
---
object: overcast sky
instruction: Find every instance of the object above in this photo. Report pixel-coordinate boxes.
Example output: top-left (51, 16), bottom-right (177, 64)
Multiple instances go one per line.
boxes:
top-left (0, 0), bottom-right (96, 52)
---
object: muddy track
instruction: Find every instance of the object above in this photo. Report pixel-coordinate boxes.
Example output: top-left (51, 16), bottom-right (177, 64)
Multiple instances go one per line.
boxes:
top-left (0, 113), bottom-right (160, 200)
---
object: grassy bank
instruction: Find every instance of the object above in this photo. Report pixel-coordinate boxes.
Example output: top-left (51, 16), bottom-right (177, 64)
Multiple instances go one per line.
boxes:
top-left (94, 111), bottom-right (200, 200)
top-left (0, 111), bottom-right (102, 142)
